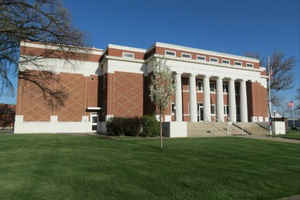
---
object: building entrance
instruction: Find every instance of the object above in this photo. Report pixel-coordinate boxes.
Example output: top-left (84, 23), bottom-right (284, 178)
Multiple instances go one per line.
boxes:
top-left (197, 103), bottom-right (204, 122)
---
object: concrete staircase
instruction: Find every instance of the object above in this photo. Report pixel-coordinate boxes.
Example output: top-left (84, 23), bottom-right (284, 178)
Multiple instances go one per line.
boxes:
top-left (187, 122), bottom-right (247, 137)
top-left (233, 122), bottom-right (269, 136)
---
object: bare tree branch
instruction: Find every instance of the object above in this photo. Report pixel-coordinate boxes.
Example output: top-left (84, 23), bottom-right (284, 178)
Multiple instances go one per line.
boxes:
top-left (0, 0), bottom-right (88, 106)
top-left (245, 51), bottom-right (296, 106)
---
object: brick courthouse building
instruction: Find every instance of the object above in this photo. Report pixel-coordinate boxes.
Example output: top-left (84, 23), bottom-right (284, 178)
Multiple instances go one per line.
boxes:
top-left (14, 41), bottom-right (268, 133)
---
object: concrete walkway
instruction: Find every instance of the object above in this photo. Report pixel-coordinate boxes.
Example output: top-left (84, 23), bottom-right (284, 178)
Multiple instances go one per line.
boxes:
top-left (243, 135), bottom-right (300, 144)
top-left (278, 195), bottom-right (300, 200)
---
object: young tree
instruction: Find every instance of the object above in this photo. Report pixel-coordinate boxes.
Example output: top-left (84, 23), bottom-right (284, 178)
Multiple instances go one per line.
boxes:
top-left (0, 0), bottom-right (87, 106)
top-left (149, 58), bottom-right (175, 149)
top-left (245, 51), bottom-right (296, 106)
top-left (296, 88), bottom-right (300, 110)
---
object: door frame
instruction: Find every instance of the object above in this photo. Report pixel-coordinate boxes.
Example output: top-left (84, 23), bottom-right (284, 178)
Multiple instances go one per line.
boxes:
top-left (197, 103), bottom-right (204, 122)
top-left (90, 112), bottom-right (99, 132)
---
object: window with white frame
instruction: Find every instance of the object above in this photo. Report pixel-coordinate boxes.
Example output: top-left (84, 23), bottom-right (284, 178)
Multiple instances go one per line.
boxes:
top-left (197, 55), bottom-right (206, 61)
top-left (210, 82), bottom-right (216, 92)
top-left (210, 57), bottom-right (219, 63)
top-left (223, 82), bottom-right (229, 93)
top-left (165, 50), bottom-right (176, 56)
top-left (181, 53), bottom-right (192, 59)
top-left (246, 63), bottom-right (254, 68)
top-left (222, 59), bottom-right (230, 64)
top-left (234, 61), bottom-right (242, 66)
top-left (122, 52), bottom-right (134, 58)
top-left (211, 104), bottom-right (216, 115)
top-left (224, 105), bottom-right (229, 115)
top-left (196, 79), bottom-right (203, 91)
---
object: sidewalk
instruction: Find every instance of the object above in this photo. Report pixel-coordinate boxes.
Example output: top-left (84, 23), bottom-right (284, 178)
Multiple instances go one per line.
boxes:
top-left (278, 195), bottom-right (300, 200)
top-left (242, 135), bottom-right (300, 144)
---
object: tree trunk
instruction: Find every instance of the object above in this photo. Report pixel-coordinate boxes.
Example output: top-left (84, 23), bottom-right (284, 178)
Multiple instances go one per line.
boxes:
top-left (160, 106), bottom-right (163, 150)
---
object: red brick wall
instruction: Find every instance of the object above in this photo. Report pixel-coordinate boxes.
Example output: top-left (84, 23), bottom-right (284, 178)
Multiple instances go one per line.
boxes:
top-left (56, 73), bottom-right (86, 121)
top-left (106, 71), bottom-right (144, 118)
top-left (17, 72), bottom-right (54, 121)
top-left (16, 71), bottom-right (100, 122)
top-left (250, 82), bottom-right (268, 118)
top-left (107, 48), bottom-right (144, 60)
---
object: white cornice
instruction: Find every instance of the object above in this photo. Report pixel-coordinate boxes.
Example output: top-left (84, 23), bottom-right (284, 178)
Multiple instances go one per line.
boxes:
top-left (21, 41), bottom-right (104, 55)
top-left (152, 54), bottom-right (263, 72)
top-left (107, 44), bottom-right (146, 53)
top-left (155, 42), bottom-right (260, 63)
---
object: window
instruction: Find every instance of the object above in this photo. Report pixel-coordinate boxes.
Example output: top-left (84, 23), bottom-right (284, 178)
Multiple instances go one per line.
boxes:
top-left (171, 103), bottom-right (176, 114)
top-left (246, 63), bottom-right (254, 68)
top-left (210, 82), bottom-right (216, 92)
top-left (234, 61), bottom-right (242, 66)
top-left (181, 53), bottom-right (192, 59)
top-left (222, 59), bottom-right (230, 64)
top-left (197, 55), bottom-right (206, 61)
top-left (165, 50), bottom-right (176, 56)
top-left (196, 79), bottom-right (203, 91)
top-left (211, 104), bottom-right (216, 115)
top-left (223, 82), bottom-right (229, 93)
top-left (122, 52), bottom-right (134, 58)
top-left (224, 105), bottom-right (229, 115)
top-left (210, 57), bottom-right (219, 63)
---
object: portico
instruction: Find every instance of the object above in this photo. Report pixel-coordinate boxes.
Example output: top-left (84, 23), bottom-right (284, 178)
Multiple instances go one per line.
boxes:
top-left (174, 72), bottom-right (249, 123)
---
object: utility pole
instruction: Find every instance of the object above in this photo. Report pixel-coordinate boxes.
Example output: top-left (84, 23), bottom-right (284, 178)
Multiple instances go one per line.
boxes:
top-left (268, 56), bottom-right (272, 136)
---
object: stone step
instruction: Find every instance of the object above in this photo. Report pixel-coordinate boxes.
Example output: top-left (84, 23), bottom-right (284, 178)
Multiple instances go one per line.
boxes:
top-left (187, 122), bottom-right (245, 137)
top-left (233, 123), bottom-right (269, 136)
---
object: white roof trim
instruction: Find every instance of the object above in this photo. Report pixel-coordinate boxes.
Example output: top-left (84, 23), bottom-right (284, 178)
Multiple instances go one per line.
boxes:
top-left (155, 42), bottom-right (259, 63)
top-left (108, 44), bottom-right (146, 53)
top-left (21, 41), bottom-right (104, 55)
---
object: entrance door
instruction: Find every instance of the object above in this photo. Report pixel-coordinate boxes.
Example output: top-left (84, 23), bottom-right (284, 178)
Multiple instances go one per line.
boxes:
top-left (197, 103), bottom-right (204, 122)
top-left (90, 113), bottom-right (99, 132)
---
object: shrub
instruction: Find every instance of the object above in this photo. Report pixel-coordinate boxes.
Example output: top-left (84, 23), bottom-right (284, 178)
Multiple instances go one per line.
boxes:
top-left (106, 116), bottom-right (160, 137)
top-left (106, 117), bottom-right (142, 136)
top-left (141, 115), bottom-right (160, 137)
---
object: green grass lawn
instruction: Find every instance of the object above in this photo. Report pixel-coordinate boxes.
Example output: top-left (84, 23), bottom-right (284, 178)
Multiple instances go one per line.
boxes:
top-left (0, 134), bottom-right (300, 200)
top-left (281, 130), bottom-right (300, 140)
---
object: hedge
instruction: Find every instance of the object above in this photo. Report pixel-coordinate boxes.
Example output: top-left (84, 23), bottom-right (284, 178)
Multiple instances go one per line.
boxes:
top-left (106, 115), bottom-right (160, 137)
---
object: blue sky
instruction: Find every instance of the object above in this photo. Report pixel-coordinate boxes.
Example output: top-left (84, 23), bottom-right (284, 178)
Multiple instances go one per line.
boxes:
top-left (0, 0), bottom-right (299, 105)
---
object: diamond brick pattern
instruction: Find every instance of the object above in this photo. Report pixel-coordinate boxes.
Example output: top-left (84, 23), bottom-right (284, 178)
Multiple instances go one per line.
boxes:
top-left (22, 78), bottom-right (53, 121)
top-left (17, 71), bottom-right (99, 122)
top-left (112, 72), bottom-right (143, 118)
top-left (56, 73), bottom-right (85, 122)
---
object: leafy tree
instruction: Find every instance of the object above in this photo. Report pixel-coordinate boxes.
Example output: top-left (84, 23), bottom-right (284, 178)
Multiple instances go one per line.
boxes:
top-left (0, 0), bottom-right (86, 106)
top-left (149, 58), bottom-right (175, 149)
top-left (245, 51), bottom-right (296, 106)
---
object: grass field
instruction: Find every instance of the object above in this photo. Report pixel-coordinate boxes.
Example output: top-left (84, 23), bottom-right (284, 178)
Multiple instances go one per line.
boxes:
top-left (281, 130), bottom-right (300, 140)
top-left (0, 134), bottom-right (299, 200)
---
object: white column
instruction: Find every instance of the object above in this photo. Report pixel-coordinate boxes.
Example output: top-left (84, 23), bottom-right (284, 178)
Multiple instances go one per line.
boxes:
top-left (240, 79), bottom-right (248, 122)
top-left (189, 73), bottom-right (197, 122)
top-left (203, 75), bottom-right (211, 122)
top-left (175, 72), bottom-right (183, 122)
top-left (229, 78), bottom-right (237, 122)
top-left (216, 76), bottom-right (224, 122)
